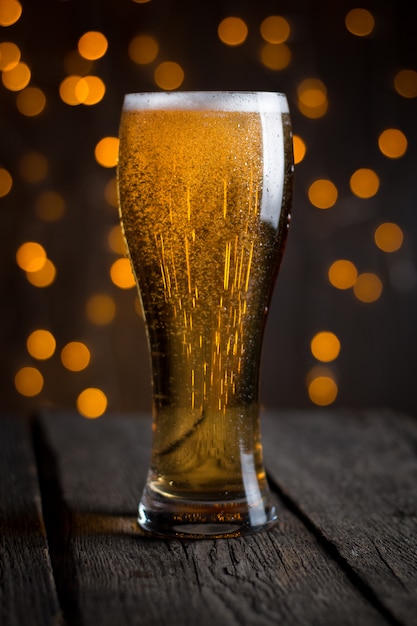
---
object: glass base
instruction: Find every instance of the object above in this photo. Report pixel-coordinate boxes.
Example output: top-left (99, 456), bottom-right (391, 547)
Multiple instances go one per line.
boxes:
top-left (137, 486), bottom-right (278, 539)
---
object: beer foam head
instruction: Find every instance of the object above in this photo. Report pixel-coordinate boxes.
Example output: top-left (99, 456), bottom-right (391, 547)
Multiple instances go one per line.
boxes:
top-left (123, 92), bottom-right (289, 113)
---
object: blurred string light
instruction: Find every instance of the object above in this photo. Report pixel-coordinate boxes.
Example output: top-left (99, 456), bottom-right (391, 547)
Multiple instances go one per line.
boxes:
top-left (0, 42), bottom-right (20, 70)
top-left (378, 128), bottom-right (407, 158)
top-left (26, 329), bottom-right (56, 360)
top-left (129, 35), bottom-right (159, 64)
top-left (108, 225), bottom-right (126, 254)
top-left (14, 367), bottom-right (43, 397)
top-left (95, 136), bottom-right (119, 167)
top-left (110, 258), bottom-right (136, 289)
top-left (374, 222), bottom-right (403, 252)
top-left (394, 69), bottom-right (417, 98)
top-left (259, 15), bottom-right (291, 70)
top-left (218, 17), bottom-right (248, 46)
top-left (306, 366), bottom-right (338, 406)
top-left (308, 179), bottom-right (338, 209)
top-left (35, 190), bottom-right (66, 222)
top-left (154, 61), bottom-right (184, 90)
top-left (78, 31), bottom-right (108, 60)
top-left (311, 331), bottom-right (341, 362)
top-left (16, 87), bottom-right (46, 116)
top-left (16, 241), bottom-right (57, 287)
top-left (0, 0), bottom-right (22, 27)
top-left (354, 273), bottom-right (383, 302)
top-left (61, 342), bottom-right (91, 371)
top-left (328, 260), bottom-right (358, 290)
top-left (345, 8), bottom-right (375, 36)
top-left (0, 167), bottom-right (13, 196)
top-left (350, 168), bottom-right (380, 198)
top-left (297, 78), bottom-right (328, 118)
top-left (2, 61), bottom-right (30, 91)
top-left (86, 293), bottom-right (116, 325)
top-left (19, 151), bottom-right (48, 182)
top-left (293, 135), bottom-right (306, 164)
top-left (76, 387), bottom-right (108, 418)
top-left (104, 177), bottom-right (118, 207)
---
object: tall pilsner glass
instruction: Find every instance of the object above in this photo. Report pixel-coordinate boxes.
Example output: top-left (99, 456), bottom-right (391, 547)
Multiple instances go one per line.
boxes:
top-left (117, 92), bottom-right (293, 539)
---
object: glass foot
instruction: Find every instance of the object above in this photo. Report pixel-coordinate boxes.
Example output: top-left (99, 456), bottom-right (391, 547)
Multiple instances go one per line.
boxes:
top-left (137, 486), bottom-right (278, 539)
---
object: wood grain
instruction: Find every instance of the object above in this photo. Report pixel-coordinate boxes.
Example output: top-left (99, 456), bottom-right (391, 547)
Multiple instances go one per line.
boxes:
top-left (0, 414), bottom-right (61, 626)
top-left (34, 409), bottom-right (393, 626)
top-left (262, 408), bottom-right (417, 626)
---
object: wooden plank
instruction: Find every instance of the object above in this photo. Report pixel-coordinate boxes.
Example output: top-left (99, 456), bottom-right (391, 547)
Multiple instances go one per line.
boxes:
top-left (35, 409), bottom-right (392, 626)
top-left (0, 414), bottom-right (61, 626)
top-left (262, 408), bottom-right (417, 626)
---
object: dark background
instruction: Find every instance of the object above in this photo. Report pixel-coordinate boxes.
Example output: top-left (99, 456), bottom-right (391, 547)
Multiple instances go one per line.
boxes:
top-left (1, 0), bottom-right (416, 418)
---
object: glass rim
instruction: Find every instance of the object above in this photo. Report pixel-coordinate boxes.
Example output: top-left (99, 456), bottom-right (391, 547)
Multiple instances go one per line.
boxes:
top-left (122, 91), bottom-right (289, 113)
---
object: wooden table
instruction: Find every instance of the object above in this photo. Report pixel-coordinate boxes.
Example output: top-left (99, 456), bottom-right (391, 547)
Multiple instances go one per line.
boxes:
top-left (1, 408), bottom-right (416, 626)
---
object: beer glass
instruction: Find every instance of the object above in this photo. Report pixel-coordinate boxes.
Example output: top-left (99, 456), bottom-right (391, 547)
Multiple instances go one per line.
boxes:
top-left (117, 92), bottom-right (293, 538)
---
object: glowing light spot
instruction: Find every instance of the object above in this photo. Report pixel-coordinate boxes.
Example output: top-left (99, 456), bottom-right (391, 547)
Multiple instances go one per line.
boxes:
top-left (0, 0), bottom-right (22, 26)
top-left (61, 341), bottom-right (90, 371)
top-left (260, 15), bottom-right (290, 43)
top-left (328, 260), bottom-right (358, 289)
top-left (63, 49), bottom-right (94, 75)
top-left (132, 0), bottom-right (151, 3)
top-left (25, 258), bottom-right (56, 287)
top-left (104, 177), bottom-right (118, 207)
top-left (110, 257), bottom-right (136, 289)
top-left (77, 387), bottom-right (107, 418)
top-left (108, 225), bottom-right (126, 254)
top-left (27, 329), bottom-right (56, 360)
top-left (78, 31), bottom-right (108, 60)
top-left (59, 75), bottom-right (85, 105)
top-left (394, 69), bottom-right (417, 98)
top-left (35, 190), bottom-right (66, 222)
top-left (345, 8), bottom-right (375, 36)
top-left (308, 179), bottom-right (338, 209)
top-left (14, 366), bottom-right (43, 397)
top-left (293, 135), bottom-right (306, 164)
top-left (86, 293), bottom-right (116, 325)
top-left (260, 43), bottom-right (291, 70)
top-left (378, 128), bottom-right (407, 158)
top-left (16, 242), bottom-right (47, 272)
top-left (350, 168), bottom-right (380, 198)
top-left (82, 75), bottom-right (106, 105)
top-left (95, 137), bottom-right (119, 168)
top-left (0, 42), bottom-right (20, 70)
top-left (0, 168), bottom-right (13, 197)
top-left (2, 61), bottom-right (31, 91)
top-left (297, 78), bottom-right (328, 118)
top-left (311, 331), bottom-right (341, 362)
top-left (19, 152), bottom-right (48, 183)
top-left (16, 87), bottom-right (46, 116)
top-left (218, 17), bottom-right (248, 46)
top-left (353, 272), bottom-right (383, 303)
top-left (128, 35), bottom-right (159, 64)
top-left (308, 375), bottom-right (338, 406)
top-left (374, 222), bottom-right (404, 253)
top-left (154, 61), bottom-right (184, 90)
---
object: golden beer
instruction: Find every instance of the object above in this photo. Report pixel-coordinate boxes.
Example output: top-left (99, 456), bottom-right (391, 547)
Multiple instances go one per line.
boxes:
top-left (117, 92), bottom-right (293, 537)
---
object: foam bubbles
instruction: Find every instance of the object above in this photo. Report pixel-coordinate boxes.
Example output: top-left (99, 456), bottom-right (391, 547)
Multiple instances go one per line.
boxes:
top-left (123, 91), bottom-right (289, 113)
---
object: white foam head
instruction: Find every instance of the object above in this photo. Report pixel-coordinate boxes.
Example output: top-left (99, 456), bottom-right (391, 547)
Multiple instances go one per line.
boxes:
top-left (123, 91), bottom-right (289, 113)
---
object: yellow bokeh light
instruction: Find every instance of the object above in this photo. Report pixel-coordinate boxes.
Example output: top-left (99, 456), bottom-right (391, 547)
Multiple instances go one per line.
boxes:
top-left (297, 78), bottom-right (328, 118)
top-left (260, 43), bottom-right (291, 70)
top-left (260, 15), bottom-right (290, 43)
top-left (345, 8), bottom-right (375, 36)
top-left (218, 17), bottom-right (248, 46)
top-left (0, 0), bottom-right (22, 26)
top-left (59, 75), bottom-right (85, 106)
top-left (0, 41), bottom-right (20, 70)
top-left (349, 168), bottom-right (380, 198)
top-left (308, 179), bottom-right (338, 209)
top-left (353, 272), bottom-right (383, 303)
top-left (77, 387), bottom-right (107, 418)
top-left (104, 177), bottom-right (118, 207)
top-left (328, 259), bottom-right (358, 289)
top-left (154, 61), bottom-right (184, 91)
top-left (35, 190), bottom-right (66, 222)
top-left (27, 329), bottom-right (56, 360)
top-left (308, 375), bottom-right (338, 406)
top-left (95, 137), bottom-right (119, 167)
top-left (394, 69), bottom-right (417, 98)
top-left (16, 87), bottom-right (46, 116)
top-left (293, 135), bottom-right (306, 165)
top-left (19, 151), bottom-right (49, 183)
top-left (108, 225), bottom-right (126, 254)
top-left (374, 222), bottom-right (404, 253)
top-left (82, 75), bottom-right (106, 105)
top-left (16, 241), bottom-right (47, 272)
top-left (0, 168), bottom-right (13, 197)
top-left (110, 257), bottom-right (136, 289)
top-left (378, 128), bottom-right (407, 158)
top-left (63, 49), bottom-right (94, 76)
top-left (25, 258), bottom-right (56, 287)
top-left (78, 31), bottom-right (108, 60)
top-left (128, 35), bottom-right (159, 64)
top-left (61, 341), bottom-right (91, 371)
top-left (14, 366), bottom-right (43, 397)
top-left (311, 331), bottom-right (341, 362)
top-left (2, 61), bottom-right (31, 91)
top-left (86, 293), bottom-right (116, 325)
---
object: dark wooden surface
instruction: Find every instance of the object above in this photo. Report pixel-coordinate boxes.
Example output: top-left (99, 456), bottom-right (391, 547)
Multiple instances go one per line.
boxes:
top-left (1, 409), bottom-right (416, 626)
